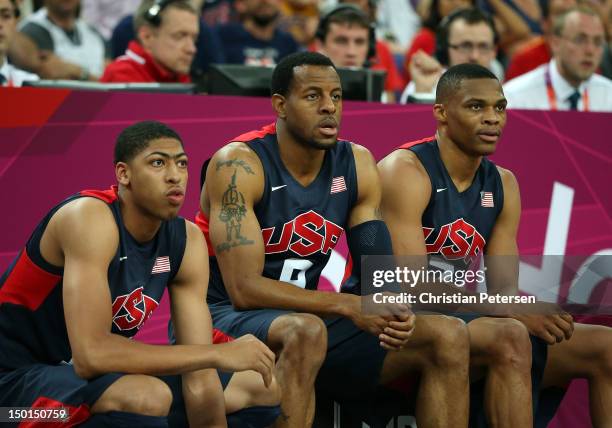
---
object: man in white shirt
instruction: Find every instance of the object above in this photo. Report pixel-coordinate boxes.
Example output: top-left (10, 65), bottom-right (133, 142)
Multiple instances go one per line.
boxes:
top-left (400, 8), bottom-right (503, 104)
top-left (504, 6), bottom-right (612, 112)
top-left (19, 0), bottom-right (108, 80)
top-left (0, 0), bottom-right (38, 86)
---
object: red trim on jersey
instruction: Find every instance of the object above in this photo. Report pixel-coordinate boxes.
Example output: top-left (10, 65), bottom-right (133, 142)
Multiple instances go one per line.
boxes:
top-left (341, 254), bottom-right (354, 286)
top-left (212, 328), bottom-right (234, 344)
top-left (0, 251), bottom-right (61, 310)
top-left (398, 136), bottom-right (436, 150)
top-left (232, 123), bottom-right (276, 143)
top-left (18, 397), bottom-right (90, 428)
top-left (195, 210), bottom-right (215, 257)
top-left (79, 186), bottom-right (119, 204)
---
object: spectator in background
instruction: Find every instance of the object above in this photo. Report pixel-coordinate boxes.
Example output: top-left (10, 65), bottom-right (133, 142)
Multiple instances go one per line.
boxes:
top-left (314, 3), bottom-right (404, 101)
top-left (0, 0), bottom-right (38, 86)
top-left (278, 0), bottom-right (319, 46)
top-left (101, 0), bottom-right (197, 83)
top-left (601, 3), bottom-right (612, 79)
top-left (80, 0), bottom-right (141, 41)
top-left (196, 0), bottom-right (245, 27)
top-left (217, 0), bottom-right (299, 65)
top-left (476, 0), bottom-right (541, 56)
top-left (504, 6), bottom-right (612, 111)
top-left (403, 0), bottom-right (473, 82)
top-left (18, 0), bottom-right (107, 80)
top-left (404, 0), bottom-right (534, 81)
top-left (375, 0), bottom-right (421, 55)
top-left (400, 7), bottom-right (501, 103)
top-left (110, 0), bottom-right (225, 78)
top-left (505, 0), bottom-right (576, 81)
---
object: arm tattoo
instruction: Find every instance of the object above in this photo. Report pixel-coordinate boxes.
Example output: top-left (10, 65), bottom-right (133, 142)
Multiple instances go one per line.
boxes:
top-left (216, 170), bottom-right (254, 253)
top-left (216, 159), bottom-right (255, 175)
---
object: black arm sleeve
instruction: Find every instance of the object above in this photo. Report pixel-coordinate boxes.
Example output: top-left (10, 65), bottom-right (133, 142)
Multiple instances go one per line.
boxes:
top-left (342, 220), bottom-right (393, 295)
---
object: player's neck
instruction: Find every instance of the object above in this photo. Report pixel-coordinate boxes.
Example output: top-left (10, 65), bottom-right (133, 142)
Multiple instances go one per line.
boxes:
top-left (118, 189), bottom-right (162, 243)
top-left (276, 121), bottom-right (327, 187)
top-left (437, 132), bottom-right (482, 192)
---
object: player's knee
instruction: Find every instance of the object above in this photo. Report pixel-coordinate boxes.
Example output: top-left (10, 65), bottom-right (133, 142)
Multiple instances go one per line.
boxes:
top-left (488, 319), bottom-right (531, 371)
top-left (96, 376), bottom-right (173, 417)
top-left (426, 316), bottom-right (470, 368)
top-left (276, 314), bottom-right (327, 367)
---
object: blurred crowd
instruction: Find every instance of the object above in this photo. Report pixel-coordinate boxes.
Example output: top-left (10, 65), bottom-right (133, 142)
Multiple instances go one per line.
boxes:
top-left (1, 0), bottom-right (611, 110)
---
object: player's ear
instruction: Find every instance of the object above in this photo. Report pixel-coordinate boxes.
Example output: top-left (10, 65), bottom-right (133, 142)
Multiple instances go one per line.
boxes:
top-left (115, 161), bottom-right (130, 186)
top-left (433, 103), bottom-right (447, 123)
top-left (271, 93), bottom-right (287, 119)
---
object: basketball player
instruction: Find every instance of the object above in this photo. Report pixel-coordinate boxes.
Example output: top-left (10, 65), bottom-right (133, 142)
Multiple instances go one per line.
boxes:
top-left (378, 63), bottom-right (612, 427)
top-left (0, 121), bottom-right (280, 427)
top-left (196, 51), bottom-right (471, 428)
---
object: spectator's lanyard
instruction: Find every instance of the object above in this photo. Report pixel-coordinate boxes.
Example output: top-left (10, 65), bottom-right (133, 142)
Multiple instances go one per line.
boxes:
top-left (545, 64), bottom-right (589, 111)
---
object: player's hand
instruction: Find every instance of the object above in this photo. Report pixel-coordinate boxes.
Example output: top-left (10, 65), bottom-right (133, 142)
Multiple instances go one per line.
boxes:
top-left (347, 294), bottom-right (415, 350)
top-left (410, 50), bottom-right (444, 93)
top-left (378, 312), bottom-right (416, 351)
top-left (214, 334), bottom-right (276, 387)
top-left (514, 311), bottom-right (574, 345)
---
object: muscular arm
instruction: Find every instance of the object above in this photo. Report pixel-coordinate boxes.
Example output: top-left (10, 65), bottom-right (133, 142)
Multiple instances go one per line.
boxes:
top-left (378, 149), bottom-right (431, 261)
top-left (485, 167), bottom-right (573, 343)
top-left (170, 221), bottom-right (225, 426)
top-left (483, 167), bottom-right (521, 295)
top-left (347, 144), bottom-right (385, 227)
top-left (206, 143), bottom-right (358, 318)
top-left (58, 198), bottom-right (255, 379)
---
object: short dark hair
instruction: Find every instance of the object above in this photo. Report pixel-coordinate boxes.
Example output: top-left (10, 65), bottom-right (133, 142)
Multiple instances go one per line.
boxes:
top-left (114, 121), bottom-right (184, 164)
top-left (435, 63), bottom-right (499, 103)
top-left (436, 7), bottom-right (497, 65)
top-left (423, 0), bottom-right (475, 31)
top-left (316, 4), bottom-right (370, 42)
top-left (271, 51), bottom-right (337, 96)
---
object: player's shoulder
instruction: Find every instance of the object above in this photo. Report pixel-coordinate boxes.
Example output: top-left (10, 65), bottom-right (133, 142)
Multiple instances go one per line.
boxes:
top-left (349, 142), bottom-right (376, 166)
top-left (55, 196), bottom-right (115, 225)
top-left (183, 219), bottom-right (207, 249)
top-left (379, 147), bottom-right (427, 180)
top-left (495, 165), bottom-right (519, 192)
top-left (210, 141), bottom-right (264, 174)
top-left (49, 196), bottom-right (119, 250)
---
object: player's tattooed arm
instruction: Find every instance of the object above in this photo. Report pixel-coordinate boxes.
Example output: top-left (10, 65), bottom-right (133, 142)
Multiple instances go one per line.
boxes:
top-left (216, 169), bottom-right (254, 253)
top-left (216, 158), bottom-right (255, 175)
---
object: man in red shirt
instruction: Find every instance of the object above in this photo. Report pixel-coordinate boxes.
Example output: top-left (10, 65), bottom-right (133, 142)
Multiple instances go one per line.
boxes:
top-left (100, 0), bottom-right (198, 83)
top-left (505, 0), bottom-right (575, 81)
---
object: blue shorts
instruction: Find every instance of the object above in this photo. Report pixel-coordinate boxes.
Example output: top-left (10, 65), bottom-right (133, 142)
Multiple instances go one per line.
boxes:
top-left (0, 363), bottom-right (233, 427)
top-left (209, 301), bottom-right (387, 399)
